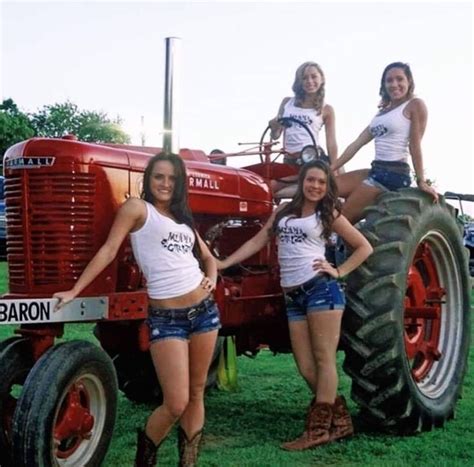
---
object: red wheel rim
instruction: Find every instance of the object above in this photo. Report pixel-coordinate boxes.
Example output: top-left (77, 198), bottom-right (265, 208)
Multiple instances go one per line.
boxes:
top-left (404, 242), bottom-right (444, 382)
top-left (53, 381), bottom-right (95, 459)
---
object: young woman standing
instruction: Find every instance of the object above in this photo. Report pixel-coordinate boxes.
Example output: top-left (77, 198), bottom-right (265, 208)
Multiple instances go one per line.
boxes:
top-left (54, 153), bottom-right (220, 466)
top-left (217, 160), bottom-right (372, 449)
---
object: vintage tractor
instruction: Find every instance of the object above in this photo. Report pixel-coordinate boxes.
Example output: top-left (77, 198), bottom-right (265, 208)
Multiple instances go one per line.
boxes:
top-left (0, 39), bottom-right (471, 466)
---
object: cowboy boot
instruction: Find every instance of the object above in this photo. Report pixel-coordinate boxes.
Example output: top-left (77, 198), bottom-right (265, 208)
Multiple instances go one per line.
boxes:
top-left (134, 429), bottom-right (161, 467)
top-left (330, 395), bottom-right (354, 441)
top-left (278, 397), bottom-right (315, 450)
top-left (178, 426), bottom-right (203, 467)
top-left (281, 402), bottom-right (333, 451)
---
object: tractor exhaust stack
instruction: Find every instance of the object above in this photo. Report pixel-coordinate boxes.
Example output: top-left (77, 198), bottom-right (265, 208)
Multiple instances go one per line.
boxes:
top-left (163, 37), bottom-right (181, 155)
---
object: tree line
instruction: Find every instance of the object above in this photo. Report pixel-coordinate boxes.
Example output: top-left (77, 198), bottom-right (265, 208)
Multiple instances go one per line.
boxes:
top-left (0, 98), bottom-right (130, 159)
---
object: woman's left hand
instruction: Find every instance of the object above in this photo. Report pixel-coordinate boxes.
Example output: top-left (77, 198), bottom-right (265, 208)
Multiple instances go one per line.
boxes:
top-left (313, 258), bottom-right (339, 279)
top-left (200, 276), bottom-right (216, 292)
top-left (417, 180), bottom-right (439, 203)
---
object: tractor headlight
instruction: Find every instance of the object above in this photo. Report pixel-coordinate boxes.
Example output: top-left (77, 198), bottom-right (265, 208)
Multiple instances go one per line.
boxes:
top-left (301, 145), bottom-right (318, 164)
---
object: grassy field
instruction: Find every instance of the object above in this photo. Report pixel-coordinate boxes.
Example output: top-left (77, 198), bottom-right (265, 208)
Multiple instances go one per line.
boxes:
top-left (0, 263), bottom-right (473, 466)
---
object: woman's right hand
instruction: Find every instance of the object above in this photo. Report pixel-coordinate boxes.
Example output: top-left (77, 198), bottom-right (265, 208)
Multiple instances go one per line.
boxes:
top-left (53, 290), bottom-right (77, 311)
top-left (417, 180), bottom-right (439, 203)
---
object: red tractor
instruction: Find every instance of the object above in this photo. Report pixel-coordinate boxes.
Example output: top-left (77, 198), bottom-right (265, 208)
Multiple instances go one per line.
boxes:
top-left (0, 40), bottom-right (471, 466)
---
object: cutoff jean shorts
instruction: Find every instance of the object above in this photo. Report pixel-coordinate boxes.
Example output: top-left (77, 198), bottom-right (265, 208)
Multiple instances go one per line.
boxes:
top-left (146, 297), bottom-right (221, 343)
top-left (363, 160), bottom-right (411, 192)
top-left (284, 274), bottom-right (346, 322)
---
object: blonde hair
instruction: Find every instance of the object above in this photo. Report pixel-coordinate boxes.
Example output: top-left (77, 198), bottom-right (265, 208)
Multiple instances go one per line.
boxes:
top-left (292, 62), bottom-right (325, 114)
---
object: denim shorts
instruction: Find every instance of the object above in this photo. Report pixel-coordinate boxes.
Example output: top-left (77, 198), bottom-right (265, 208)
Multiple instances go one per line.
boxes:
top-left (146, 297), bottom-right (221, 343)
top-left (364, 160), bottom-right (411, 191)
top-left (284, 275), bottom-right (345, 322)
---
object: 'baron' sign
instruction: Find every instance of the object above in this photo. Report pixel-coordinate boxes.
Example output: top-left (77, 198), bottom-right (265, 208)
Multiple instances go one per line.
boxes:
top-left (0, 301), bottom-right (51, 323)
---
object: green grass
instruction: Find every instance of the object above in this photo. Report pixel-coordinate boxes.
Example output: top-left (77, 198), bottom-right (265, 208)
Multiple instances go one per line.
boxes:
top-left (0, 262), bottom-right (473, 466)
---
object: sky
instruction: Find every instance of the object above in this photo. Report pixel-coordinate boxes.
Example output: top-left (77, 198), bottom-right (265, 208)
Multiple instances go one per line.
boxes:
top-left (0, 1), bottom-right (473, 207)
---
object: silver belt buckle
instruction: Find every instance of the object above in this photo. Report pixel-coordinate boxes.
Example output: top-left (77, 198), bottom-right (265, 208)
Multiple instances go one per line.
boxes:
top-left (187, 307), bottom-right (198, 320)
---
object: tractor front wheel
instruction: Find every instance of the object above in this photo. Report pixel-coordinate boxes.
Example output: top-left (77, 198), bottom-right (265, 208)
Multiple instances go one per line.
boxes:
top-left (12, 340), bottom-right (117, 466)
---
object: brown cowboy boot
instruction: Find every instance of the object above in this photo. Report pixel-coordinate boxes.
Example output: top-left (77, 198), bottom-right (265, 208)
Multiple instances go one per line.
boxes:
top-left (281, 402), bottom-right (333, 451)
top-left (278, 397), bottom-right (315, 450)
top-left (330, 395), bottom-right (354, 441)
top-left (178, 426), bottom-right (203, 467)
top-left (134, 429), bottom-right (161, 467)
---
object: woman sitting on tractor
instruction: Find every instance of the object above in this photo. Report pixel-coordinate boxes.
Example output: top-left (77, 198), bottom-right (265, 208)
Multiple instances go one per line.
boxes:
top-left (269, 61), bottom-right (338, 199)
top-left (332, 61), bottom-right (438, 223)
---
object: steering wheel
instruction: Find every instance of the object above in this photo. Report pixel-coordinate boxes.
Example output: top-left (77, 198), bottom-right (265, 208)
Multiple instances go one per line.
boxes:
top-left (259, 116), bottom-right (319, 164)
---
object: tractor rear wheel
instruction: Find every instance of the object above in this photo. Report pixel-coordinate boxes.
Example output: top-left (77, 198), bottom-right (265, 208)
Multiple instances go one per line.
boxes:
top-left (342, 189), bottom-right (471, 433)
top-left (12, 340), bottom-right (117, 466)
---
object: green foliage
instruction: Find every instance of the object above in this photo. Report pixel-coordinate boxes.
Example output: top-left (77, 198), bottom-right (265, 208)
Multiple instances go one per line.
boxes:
top-left (0, 99), bottom-right (35, 157)
top-left (30, 101), bottom-right (130, 144)
top-left (459, 213), bottom-right (473, 223)
top-left (0, 99), bottom-right (130, 158)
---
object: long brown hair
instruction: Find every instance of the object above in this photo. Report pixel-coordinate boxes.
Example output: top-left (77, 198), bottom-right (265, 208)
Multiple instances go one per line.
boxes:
top-left (292, 62), bottom-right (326, 114)
top-left (272, 161), bottom-right (341, 241)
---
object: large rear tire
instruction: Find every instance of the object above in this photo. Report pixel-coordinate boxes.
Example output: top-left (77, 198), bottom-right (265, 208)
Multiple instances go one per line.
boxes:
top-left (12, 340), bottom-right (118, 466)
top-left (342, 189), bottom-right (471, 433)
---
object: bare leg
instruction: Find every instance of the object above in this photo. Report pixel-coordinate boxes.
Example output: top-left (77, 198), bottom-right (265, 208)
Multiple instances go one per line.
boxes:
top-left (342, 183), bottom-right (383, 224)
top-left (288, 320), bottom-right (318, 394)
top-left (179, 329), bottom-right (219, 437)
top-left (274, 183), bottom-right (298, 199)
top-left (272, 175), bottom-right (298, 199)
top-left (335, 169), bottom-right (370, 198)
top-left (146, 339), bottom-right (189, 444)
top-left (307, 310), bottom-right (343, 404)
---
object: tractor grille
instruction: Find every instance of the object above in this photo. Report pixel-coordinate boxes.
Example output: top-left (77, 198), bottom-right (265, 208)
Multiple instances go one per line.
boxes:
top-left (6, 172), bottom-right (96, 289)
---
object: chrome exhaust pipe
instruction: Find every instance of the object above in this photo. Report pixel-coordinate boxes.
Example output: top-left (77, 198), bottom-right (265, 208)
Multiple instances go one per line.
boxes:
top-left (163, 37), bottom-right (181, 155)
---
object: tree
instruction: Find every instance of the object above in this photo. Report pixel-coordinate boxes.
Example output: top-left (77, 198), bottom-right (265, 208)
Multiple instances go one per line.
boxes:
top-left (30, 101), bottom-right (130, 144)
top-left (0, 99), bottom-right (35, 157)
top-left (76, 111), bottom-right (130, 144)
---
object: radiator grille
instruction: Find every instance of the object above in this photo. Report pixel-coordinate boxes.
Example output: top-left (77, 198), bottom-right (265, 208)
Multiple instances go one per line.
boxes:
top-left (6, 172), bottom-right (96, 289)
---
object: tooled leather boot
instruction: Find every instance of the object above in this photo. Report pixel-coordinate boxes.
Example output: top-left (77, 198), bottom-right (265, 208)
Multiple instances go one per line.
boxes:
top-left (134, 429), bottom-right (160, 467)
top-left (278, 397), bottom-right (315, 450)
top-left (281, 402), bottom-right (333, 451)
top-left (329, 395), bottom-right (354, 441)
top-left (178, 426), bottom-right (203, 467)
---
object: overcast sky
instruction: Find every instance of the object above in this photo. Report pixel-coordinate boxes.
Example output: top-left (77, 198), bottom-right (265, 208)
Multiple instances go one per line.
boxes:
top-left (1, 1), bottom-right (472, 203)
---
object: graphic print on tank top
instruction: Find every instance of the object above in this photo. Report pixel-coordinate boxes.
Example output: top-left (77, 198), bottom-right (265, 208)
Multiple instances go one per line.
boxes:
top-left (277, 225), bottom-right (308, 244)
top-left (370, 124), bottom-right (388, 137)
top-left (161, 231), bottom-right (194, 253)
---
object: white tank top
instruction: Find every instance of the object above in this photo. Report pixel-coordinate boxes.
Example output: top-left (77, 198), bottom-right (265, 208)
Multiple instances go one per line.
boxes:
top-left (130, 201), bottom-right (203, 299)
top-left (369, 99), bottom-right (412, 162)
top-left (277, 213), bottom-right (326, 288)
top-left (282, 98), bottom-right (324, 153)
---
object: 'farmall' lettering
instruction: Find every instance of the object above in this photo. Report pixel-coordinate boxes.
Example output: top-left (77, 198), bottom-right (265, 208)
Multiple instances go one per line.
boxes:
top-left (0, 301), bottom-right (51, 323)
top-left (188, 176), bottom-right (220, 190)
top-left (5, 157), bottom-right (56, 169)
